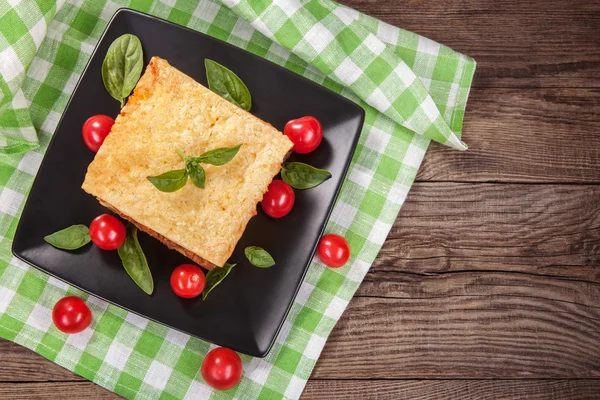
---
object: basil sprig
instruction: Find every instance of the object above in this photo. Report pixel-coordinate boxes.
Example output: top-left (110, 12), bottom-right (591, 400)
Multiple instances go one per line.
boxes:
top-left (147, 169), bottom-right (188, 192)
top-left (147, 145), bottom-right (241, 192)
top-left (102, 34), bottom-right (144, 107)
top-left (202, 263), bottom-right (236, 300)
top-left (244, 246), bottom-right (275, 268)
top-left (44, 224), bottom-right (91, 250)
top-left (194, 145), bottom-right (243, 166)
top-left (185, 158), bottom-right (206, 188)
top-left (281, 162), bottom-right (332, 189)
top-left (117, 223), bottom-right (154, 295)
top-left (205, 59), bottom-right (252, 111)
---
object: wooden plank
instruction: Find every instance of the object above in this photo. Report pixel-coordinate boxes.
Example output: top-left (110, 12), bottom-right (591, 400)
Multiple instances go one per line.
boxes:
top-left (1, 379), bottom-right (599, 400)
top-left (304, 379), bottom-right (600, 400)
top-left (416, 88), bottom-right (600, 182)
top-left (343, 0), bottom-right (600, 181)
top-left (3, 378), bottom-right (600, 400)
top-left (365, 183), bottom-right (600, 283)
top-left (342, 0), bottom-right (600, 14)
top-left (342, 0), bottom-right (600, 88)
top-left (0, 340), bottom-right (85, 382)
top-left (310, 184), bottom-right (600, 379)
top-left (0, 382), bottom-right (120, 399)
top-left (343, 0), bottom-right (600, 28)
top-left (5, 328), bottom-right (600, 398)
top-left (313, 281), bottom-right (600, 379)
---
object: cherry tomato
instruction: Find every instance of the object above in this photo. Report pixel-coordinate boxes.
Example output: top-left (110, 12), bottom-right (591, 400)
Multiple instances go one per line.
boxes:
top-left (89, 214), bottom-right (126, 250)
top-left (52, 296), bottom-right (92, 334)
top-left (317, 234), bottom-right (350, 268)
top-left (261, 180), bottom-right (295, 218)
top-left (284, 116), bottom-right (322, 154)
top-left (170, 264), bottom-right (206, 298)
top-left (201, 347), bottom-right (243, 390)
top-left (82, 115), bottom-right (114, 152)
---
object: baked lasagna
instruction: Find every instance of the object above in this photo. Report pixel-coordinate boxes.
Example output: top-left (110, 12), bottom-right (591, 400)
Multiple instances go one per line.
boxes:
top-left (82, 57), bottom-right (293, 269)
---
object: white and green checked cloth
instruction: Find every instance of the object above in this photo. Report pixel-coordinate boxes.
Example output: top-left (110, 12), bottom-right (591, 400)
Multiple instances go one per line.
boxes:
top-left (0, 0), bottom-right (476, 398)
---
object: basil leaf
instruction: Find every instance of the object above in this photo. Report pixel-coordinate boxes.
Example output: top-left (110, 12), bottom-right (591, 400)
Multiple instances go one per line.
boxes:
top-left (44, 225), bottom-right (90, 250)
top-left (186, 159), bottom-right (206, 188)
top-left (205, 59), bottom-right (251, 111)
top-left (244, 246), bottom-right (275, 268)
top-left (202, 263), bottom-right (236, 300)
top-left (281, 162), bottom-right (332, 189)
top-left (118, 223), bottom-right (153, 295)
top-left (195, 144), bottom-right (242, 166)
top-left (147, 169), bottom-right (188, 192)
top-left (102, 34), bottom-right (144, 107)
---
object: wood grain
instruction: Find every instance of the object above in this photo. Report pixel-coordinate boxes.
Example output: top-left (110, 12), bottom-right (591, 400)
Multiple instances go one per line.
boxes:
top-left (303, 379), bottom-right (600, 400)
top-left (357, 0), bottom-right (600, 184)
top-left (0, 340), bottom-right (85, 383)
top-left (3, 376), bottom-right (600, 400)
top-left (417, 88), bottom-right (600, 183)
top-left (0, 382), bottom-right (120, 399)
top-left (314, 274), bottom-right (600, 378)
top-left (346, 0), bottom-right (600, 88)
top-left (309, 183), bottom-right (600, 379)
top-left (366, 183), bottom-right (600, 284)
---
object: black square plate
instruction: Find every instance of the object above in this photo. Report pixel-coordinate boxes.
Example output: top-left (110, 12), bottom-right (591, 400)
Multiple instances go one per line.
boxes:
top-left (12, 9), bottom-right (363, 357)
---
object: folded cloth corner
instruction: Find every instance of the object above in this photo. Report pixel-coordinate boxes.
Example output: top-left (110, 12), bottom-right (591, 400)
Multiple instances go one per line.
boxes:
top-left (223, 0), bottom-right (474, 150)
top-left (0, 0), bottom-right (65, 154)
top-left (0, 0), bottom-right (475, 154)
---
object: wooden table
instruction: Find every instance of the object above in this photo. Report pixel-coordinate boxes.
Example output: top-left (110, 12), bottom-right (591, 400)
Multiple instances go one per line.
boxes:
top-left (2, 0), bottom-right (599, 398)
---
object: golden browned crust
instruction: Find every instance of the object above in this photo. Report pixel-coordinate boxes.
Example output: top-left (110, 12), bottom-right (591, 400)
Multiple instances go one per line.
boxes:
top-left (82, 57), bottom-right (293, 267)
top-left (100, 200), bottom-right (216, 270)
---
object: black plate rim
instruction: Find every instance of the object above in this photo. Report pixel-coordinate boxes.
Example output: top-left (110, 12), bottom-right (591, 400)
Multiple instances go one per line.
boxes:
top-left (12, 7), bottom-right (365, 357)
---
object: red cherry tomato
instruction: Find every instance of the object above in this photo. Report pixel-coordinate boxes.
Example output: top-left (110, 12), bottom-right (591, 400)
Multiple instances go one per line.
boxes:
top-left (52, 296), bottom-right (92, 334)
top-left (89, 214), bottom-right (126, 250)
top-left (170, 264), bottom-right (206, 298)
top-left (261, 180), bottom-right (295, 218)
top-left (284, 116), bottom-right (323, 154)
top-left (201, 347), bottom-right (243, 391)
top-left (82, 115), bottom-right (114, 152)
top-left (317, 234), bottom-right (350, 268)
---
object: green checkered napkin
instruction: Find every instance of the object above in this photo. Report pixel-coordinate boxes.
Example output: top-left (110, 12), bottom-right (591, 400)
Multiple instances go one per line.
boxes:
top-left (0, 0), bottom-right (475, 399)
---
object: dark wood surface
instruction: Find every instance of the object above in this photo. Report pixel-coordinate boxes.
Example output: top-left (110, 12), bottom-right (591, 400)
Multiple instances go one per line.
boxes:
top-left (2, 0), bottom-right (599, 398)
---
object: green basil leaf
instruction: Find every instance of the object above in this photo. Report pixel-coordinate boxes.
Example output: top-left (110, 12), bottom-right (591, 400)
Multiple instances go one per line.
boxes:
top-left (186, 159), bottom-right (206, 188)
top-left (44, 225), bottom-right (90, 250)
top-left (195, 144), bottom-right (242, 166)
top-left (202, 263), bottom-right (236, 300)
top-left (244, 246), bottom-right (275, 268)
top-left (281, 162), bottom-right (332, 189)
top-left (117, 223), bottom-right (153, 295)
top-left (205, 59), bottom-right (252, 111)
top-left (147, 169), bottom-right (188, 192)
top-left (102, 34), bottom-right (144, 107)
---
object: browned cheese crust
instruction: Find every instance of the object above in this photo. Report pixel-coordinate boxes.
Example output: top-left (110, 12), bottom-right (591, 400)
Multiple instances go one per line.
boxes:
top-left (82, 57), bottom-right (293, 267)
top-left (100, 200), bottom-right (216, 269)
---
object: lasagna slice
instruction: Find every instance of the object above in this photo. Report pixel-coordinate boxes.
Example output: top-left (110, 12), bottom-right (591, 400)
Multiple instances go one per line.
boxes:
top-left (82, 57), bottom-right (293, 269)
